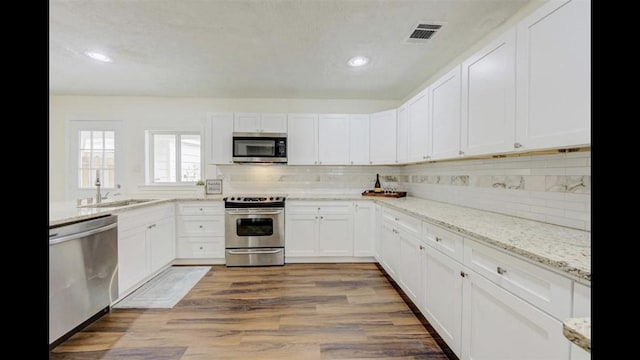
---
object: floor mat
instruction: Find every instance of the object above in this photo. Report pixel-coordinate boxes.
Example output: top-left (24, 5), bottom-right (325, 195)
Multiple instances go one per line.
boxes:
top-left (113, 266), bottom-right (210, 309)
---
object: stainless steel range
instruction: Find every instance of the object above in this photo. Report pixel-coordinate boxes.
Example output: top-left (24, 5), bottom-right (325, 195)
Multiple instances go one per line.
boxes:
top-left (224, 195), bottom-right (286, 266)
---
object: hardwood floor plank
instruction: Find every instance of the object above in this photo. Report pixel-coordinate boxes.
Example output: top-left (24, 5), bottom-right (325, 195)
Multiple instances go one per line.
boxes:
top-left (50, 263), bottom-right (451, 359)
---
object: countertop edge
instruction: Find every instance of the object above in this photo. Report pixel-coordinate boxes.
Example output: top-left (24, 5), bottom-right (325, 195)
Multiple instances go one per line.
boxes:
top-left (563, 317), bottom-right (591, 353)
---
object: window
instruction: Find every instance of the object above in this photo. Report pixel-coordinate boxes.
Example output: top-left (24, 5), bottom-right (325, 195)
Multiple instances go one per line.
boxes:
top-left (78, 130), bottom-right (116, 189)
top-left (149, 131), bottom-right (201, 183)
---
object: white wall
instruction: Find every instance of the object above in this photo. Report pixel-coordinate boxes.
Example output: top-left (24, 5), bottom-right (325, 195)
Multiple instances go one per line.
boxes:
top-left (49, 95), bottom-right (399, 201)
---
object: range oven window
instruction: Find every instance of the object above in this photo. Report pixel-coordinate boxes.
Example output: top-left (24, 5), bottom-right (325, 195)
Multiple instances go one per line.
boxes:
top-left (236, 218), bottom-right (274, 237)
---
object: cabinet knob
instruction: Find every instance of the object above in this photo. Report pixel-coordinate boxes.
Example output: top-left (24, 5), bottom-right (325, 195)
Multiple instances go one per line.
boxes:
top-left (199, 225), bottom-right (203, 228)
top-left (435, 236), bottom-right (442, 242)
top-left (351, 161), bottom-right (354, 165)
top-left (419, 245), bottom-right (424, 250)
top-left (199, 246), bottom-right (203, 250)
top-left (229, 160), bottom-right (233, 163)
top-left (315, 216), bottom-right (318, 219)
top-left (320, 216), bottom-right (323, 219)
top-left (460, 271), bottom-right (467, 278)
top-left (200, 208), bottom-right (203, 211)
top-left (497, 266), bottom-right (507, 275)
top-left (514, 142), bottom-right (522, 149)
top-left (458, 150), bottom-right (464, 155)
top-left (369, 161), bottom-right (372, 164)
top-left (395, 217), bottom-right (399, 221)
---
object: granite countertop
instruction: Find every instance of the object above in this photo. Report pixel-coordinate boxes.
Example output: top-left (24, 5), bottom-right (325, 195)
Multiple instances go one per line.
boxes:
top-left (563, 317), bottom-right (590, 352)
top-left (49, 196), bottom-right (223, 227)
top-left (374, 197), bottom-right (590, 283)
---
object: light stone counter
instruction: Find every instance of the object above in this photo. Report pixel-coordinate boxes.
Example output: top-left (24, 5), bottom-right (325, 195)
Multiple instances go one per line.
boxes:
top-left (374, 197), bottom-right (590, 283)
top-left (49, 196), bottom-right (223, 227)
top-left (563, 317), bottom-right (591, 352)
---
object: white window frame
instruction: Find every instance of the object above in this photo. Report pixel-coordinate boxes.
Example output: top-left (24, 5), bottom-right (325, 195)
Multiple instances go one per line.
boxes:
top-left (66, 120), bottom-right (124, 201)
top-left (147, 130), bottom-right (203, 184)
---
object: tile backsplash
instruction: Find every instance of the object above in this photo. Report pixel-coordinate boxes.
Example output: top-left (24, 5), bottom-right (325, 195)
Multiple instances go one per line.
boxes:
top-left (211, 150), bottom-right (591, 231)
top-left (401, 151), bottom-right (591, 231)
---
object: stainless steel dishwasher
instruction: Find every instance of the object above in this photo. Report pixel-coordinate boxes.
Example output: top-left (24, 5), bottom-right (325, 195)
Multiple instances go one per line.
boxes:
top-left (49, 215), bottom-right (118, 348)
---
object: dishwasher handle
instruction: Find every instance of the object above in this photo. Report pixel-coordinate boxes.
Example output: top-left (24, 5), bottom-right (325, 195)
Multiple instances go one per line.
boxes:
top-left (49, 223), bottom-right (117, 245)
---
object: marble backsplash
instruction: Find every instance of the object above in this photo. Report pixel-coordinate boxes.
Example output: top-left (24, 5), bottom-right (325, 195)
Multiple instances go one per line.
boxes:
top-left (208, 150), bottom-right (591, 231)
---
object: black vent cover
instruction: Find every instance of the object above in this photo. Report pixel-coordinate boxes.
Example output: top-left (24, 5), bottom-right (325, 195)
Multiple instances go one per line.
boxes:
top-left (410, 29), bottom-right (437, 39)
top-left (406, 23), bottom-right (443, 43)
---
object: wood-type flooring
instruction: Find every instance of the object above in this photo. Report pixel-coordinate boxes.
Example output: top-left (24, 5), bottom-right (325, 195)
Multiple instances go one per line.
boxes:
top-left (50, 263), bottom-right (452, 359)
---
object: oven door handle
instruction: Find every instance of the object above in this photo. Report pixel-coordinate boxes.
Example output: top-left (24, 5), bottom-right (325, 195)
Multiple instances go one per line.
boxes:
top-left (225, 210), bottom-right (283, 215)
top-left (227, 249), bottom-right (283, 255)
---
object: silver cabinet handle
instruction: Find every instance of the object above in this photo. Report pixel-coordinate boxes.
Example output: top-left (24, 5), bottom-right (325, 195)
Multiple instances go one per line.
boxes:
top-left (419, 245), bottom-right (424, 250)
top-left (199, 225), bottom-right (203, 228)
top-left (435, 236), bottom-right (442, 242)
top-left (497, 267), bottom-right (507, 275)
top-left (514, 142), bottom-right (522, 148)
top-left (200, 208), bottom-right (203, 211)
top-left (320, 216), bottom-right (323, 219)
top-left (395, 217), bottom-right (399, 221)
top-left (147, 224), bottom-right (156, 229)
top-left (459, 150), bottom-right (464, 155)
top-left (460, 271), bottom-right (467, 278)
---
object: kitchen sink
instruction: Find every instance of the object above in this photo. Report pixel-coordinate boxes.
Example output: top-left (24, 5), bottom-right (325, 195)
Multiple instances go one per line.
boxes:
top-left (79, 199), bottom-right (156, 208)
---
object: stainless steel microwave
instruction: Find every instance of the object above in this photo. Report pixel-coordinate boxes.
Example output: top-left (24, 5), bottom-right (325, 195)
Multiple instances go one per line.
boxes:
top-left (232, 132), bottom-right (287, 163)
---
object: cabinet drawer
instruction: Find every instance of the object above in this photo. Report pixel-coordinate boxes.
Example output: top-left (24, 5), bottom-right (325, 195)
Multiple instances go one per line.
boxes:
top-left (176, 237), bottom-right (225, 259)
top-left (177, 215), bottom-right (224, 236)
top-left (423, 222), bottom-right (464, 263)
top-left (382, 208), bottom-right (422, 236)
top-left (117, 203), bottom-right (175, 231)
top-left (287, 201), bottom-right (352, 214)
top-left (464, 240), bottom-right (572, 319)
top-left (177, 201), bottom-right (224, 215)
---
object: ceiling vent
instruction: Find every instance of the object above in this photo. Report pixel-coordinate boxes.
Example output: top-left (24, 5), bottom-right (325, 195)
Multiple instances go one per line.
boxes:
top-left (404, 22), bottom-right (444, 44)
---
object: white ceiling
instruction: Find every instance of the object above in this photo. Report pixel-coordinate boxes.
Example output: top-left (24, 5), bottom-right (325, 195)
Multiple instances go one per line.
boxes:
top-left (49, 0), bottom-right (531, 100)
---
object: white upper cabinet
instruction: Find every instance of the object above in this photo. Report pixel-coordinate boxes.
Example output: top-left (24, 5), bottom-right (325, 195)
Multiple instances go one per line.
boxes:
top-left (430, 65), bottom-right (462, 160)
top-left (260, 113), bottom-right (288, 133)
top-left (234, 113), bottom-right (287, 133)
top-left (407, 89), bottom-right (431, 162)
top-left (370, 109), bottom-right (397, 164)
top-left (348, 114), bottom-right (370, 165)
top-left (396, 104), bottom-right (408, 164)
top-left (461, 28), bottom-right (516, 156)
top-left (207, 112), bottom-right (234, 164)
top-left (287, 114), bottom-right (318, 165)
top-left (515, 0), bottom-right (591, 151)
top-left (318, 114), bottom-right (349, 165)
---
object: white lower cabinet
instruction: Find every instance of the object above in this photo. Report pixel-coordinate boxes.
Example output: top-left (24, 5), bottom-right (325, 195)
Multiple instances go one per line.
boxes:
top-left (175, 201), bottom-right (225, 262)
top-left (461, 268), bottom-right (570, 360)
top-left (117, 203), bottom-right (176, 298)
top-left (353, 201), bottom-right (374, 257)
top-left (285, 201), bottom-right (354, 260)
top-left (398, 230), bottom-right (422, 305)
top-left (422, 243), bottom-right (463, 357)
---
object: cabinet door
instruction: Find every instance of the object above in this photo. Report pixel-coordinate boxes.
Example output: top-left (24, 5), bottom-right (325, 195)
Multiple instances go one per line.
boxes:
top-left (422, 244), bottom-right (463, 357)
top-left (380, 221), bottom-right (399, 279)
top-left (260, 113), bottom-right (287, 133)
top-left (118, 225), bottom-right (148, 296)
top-left (398, 230), bottom-right (422, 305)
top-left (396, 104), bottom-right (408, 164)
top-left (369, 109), bottom-right (397, 164)
top-left (318, 214), bottom-right (354, 256)
top-left (516, 0), bottom-right (590, 150)
top-left (353, 201), bottom-right (374, 257)
top-left (149, 216), bottom-right (175, 273)
top-left (462, 269), bottom-right (570, 360)
top-left (318, 114), bottom-right (349, 165)
top-left (285, 214), bottom-right (318, 257)
top-left (348, 114), bottom-right (370, 165)
top-left (207, 113), bottom-right (234, 164)
top-left (374, 204), bottom-right (382, 261)
top-left (430, 65), bottom-right (462, 160)
top-left (461, 29), bottom-right (516, 156)
top-left (287, 114), bottom-right (318, 165)
top-left (234, 113), bottom-right (261, 132)
top-left (407, 89), bottom-right (431, 162)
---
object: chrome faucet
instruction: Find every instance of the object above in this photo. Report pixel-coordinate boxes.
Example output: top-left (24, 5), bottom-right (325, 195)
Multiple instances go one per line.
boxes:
top-left (95, 174), bottom-right (101, 203)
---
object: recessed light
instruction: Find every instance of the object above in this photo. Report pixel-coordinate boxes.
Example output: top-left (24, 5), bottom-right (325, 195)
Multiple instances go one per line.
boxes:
top-left (84, 51), bottom-right (112, 63)
top-left (348, 56), bottom-right (369, 67)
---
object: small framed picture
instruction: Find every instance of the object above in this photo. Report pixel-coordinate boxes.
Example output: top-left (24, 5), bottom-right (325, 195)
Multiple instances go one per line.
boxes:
top-left (205, 179), bottom-right (223, 194)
